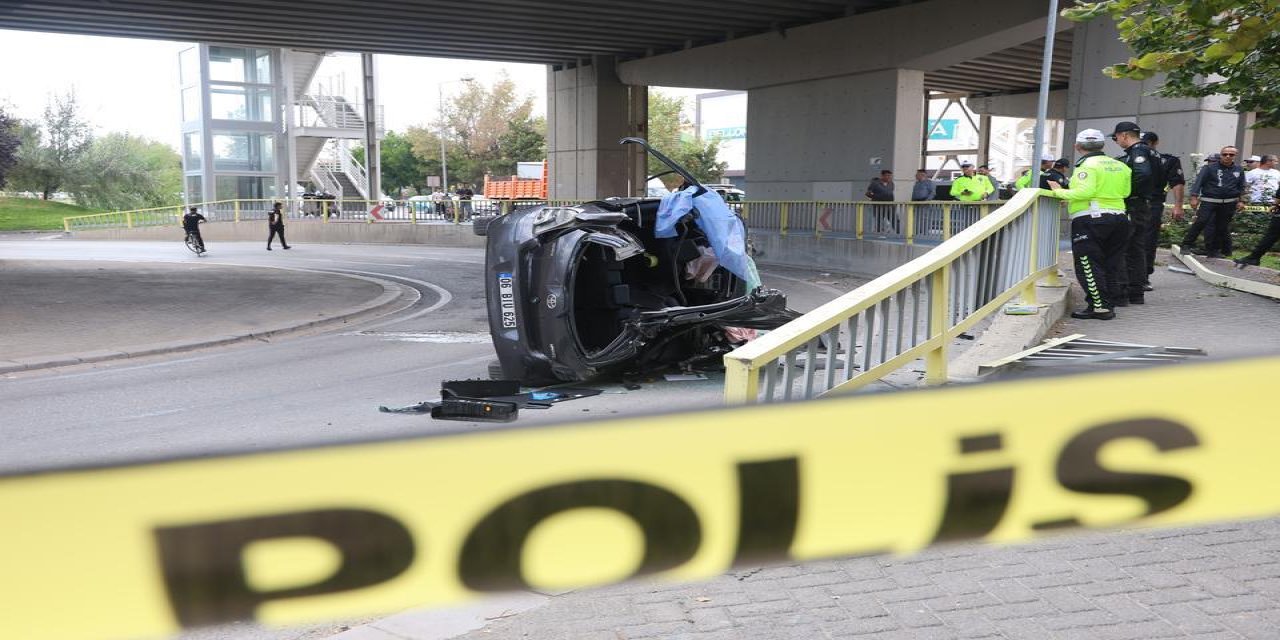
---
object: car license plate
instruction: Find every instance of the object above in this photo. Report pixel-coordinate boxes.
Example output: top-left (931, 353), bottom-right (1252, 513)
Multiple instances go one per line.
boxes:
top-left (498, 272), bottom-right (517, 328)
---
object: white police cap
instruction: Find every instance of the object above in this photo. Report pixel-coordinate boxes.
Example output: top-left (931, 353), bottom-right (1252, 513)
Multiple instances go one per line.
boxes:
top-left (1076, 129), bottom-right (1106, 143)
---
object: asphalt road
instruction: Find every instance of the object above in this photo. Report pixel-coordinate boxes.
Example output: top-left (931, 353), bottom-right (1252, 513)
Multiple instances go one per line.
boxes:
top-left (0, 237), bottom-right (859, 475)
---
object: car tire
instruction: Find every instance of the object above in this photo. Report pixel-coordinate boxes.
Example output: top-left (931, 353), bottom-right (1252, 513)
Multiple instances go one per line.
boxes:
top-left (472, 214), bottom-right (496, 236)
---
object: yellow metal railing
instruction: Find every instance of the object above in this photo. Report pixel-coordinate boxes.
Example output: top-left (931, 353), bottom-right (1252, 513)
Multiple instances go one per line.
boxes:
top-left (724, 189), bottom-right (1063, 404)
top-left (739, 200), bottom-right (1003, 242)
top-left (62, 197), bottom-right (589, 231)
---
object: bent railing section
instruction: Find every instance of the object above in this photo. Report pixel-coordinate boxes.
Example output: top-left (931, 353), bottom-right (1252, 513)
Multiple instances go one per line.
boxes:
top-left (723, 190), bottom-right (1062, 405)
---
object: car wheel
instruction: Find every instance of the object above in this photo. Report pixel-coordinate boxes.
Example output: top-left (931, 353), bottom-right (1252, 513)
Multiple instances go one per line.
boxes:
top-left (472, 214), bottom-right (496, 236)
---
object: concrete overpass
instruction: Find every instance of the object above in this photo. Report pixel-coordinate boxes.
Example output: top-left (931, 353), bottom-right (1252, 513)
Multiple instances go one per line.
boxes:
top-left (2, 0), bottom-right (1268, 199)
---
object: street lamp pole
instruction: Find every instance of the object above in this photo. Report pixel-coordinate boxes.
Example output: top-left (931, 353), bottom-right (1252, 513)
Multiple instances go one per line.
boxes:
top-left (437, 77), bottom-right (473, 193)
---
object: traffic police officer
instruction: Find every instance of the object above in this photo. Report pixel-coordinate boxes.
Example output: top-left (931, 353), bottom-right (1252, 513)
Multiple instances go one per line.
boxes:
top-left (1111, 121), bottom-right (1162, 305)
top-left (1138, 131), bottom-right (1186, 289)
top-left (950, 162), bottom-right (991, 201)
top-left (1015, 153), bottom-right (1055, 190)
top-left (1042, 129), bottom-right (1132, 320)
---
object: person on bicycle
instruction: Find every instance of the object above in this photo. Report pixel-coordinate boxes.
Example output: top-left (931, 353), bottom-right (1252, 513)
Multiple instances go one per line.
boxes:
top-left (182, 206), bottom-right (207, 253)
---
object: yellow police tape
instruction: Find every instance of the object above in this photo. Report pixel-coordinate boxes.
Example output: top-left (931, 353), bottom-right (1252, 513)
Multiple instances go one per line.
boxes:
top-left (4, 357), bottom-right (1279, 639)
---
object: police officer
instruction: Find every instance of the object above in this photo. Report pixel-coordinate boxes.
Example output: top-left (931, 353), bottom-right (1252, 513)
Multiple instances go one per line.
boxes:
top-left (1109, 122), bottom-right (1162, 305)
top-left (1042, 129), bottom-right (1132, 320)
top-left (1047, 158), bottom-right (1071, 189)
top-left (950, 162), bottom-right (991, 201)
top-left (1181, 146), bottom-right (1246, 258)
top-left (1138, 132), bottom-right (1186, 290)
top-left (1015, 154), bottom-right (1055, 190)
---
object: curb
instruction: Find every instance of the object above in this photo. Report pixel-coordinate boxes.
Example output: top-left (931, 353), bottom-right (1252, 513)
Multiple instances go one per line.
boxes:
top-left (0, 273), bottom-right (411, 375)
top-left (947, 276), bottom-right (1072, 382)
top-left (1169, 245), bottom-right (1280, 300)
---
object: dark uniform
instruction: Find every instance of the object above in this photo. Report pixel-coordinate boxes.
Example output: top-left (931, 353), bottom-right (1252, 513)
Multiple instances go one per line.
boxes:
top-left (1043, 166), bottom-right (1069, 190)
top-left (1182, 160), bottom-right (1246, 257)
top-left (1143, 152), bottom-right (1185, 282)
top-left (182, 209), bottom-right (207, 252)
top-left (1115, 136), bottom-right (1162, 303)
top-left (267, 205), bottom-right (290, 250)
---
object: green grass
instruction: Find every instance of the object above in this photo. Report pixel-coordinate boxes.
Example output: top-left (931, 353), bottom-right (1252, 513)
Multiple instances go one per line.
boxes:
top-left (1229, 250), bottom-right (1280, 271)
top-left (0, 196), bottom-right (106, 231)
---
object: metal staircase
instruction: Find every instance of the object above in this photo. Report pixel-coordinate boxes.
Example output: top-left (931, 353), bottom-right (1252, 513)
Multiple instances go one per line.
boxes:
top-left (289, 51), bottom-right (383, 201)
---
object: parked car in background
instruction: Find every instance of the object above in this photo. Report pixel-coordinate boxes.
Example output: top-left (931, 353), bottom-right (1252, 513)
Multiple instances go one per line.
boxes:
top-left (705, 183), bottom-right (746, 205)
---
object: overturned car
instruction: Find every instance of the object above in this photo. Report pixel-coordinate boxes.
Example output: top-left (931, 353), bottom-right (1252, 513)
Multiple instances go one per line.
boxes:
top-left (483, 138), bottom-right (798, 385)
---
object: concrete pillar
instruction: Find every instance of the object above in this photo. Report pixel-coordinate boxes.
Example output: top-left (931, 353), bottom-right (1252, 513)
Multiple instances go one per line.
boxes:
top-left (745, 68), bottom-right (925, 201)
top-left (547, 57), bottom-right (645, 200)
top-left (361, 53), bottom-right (380, 200)
top-left (1065, 19), bottom-right (1238, 164)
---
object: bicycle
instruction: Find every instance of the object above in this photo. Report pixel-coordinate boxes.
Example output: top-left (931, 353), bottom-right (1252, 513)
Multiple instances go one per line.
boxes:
top-left (185, 230), bottom-right (206, 256)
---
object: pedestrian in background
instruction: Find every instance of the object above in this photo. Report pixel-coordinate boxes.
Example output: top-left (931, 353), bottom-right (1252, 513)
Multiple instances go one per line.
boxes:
top-left (911, 169), bottom-right (936, 201)
top-left (1182, 146), bottom-right (1246, 258)
top-left (1042, 129), bottom-right (1132, 320)
top-left (267, 201), bottom-right (290, 251)
top-left (1138, 131), bottom-right (1186, 291)
top-left (1244, 154), bottom-right (1279, 207)
top-left (1234, 155), bottom-right (1280, 269)
top-left (1111, 121), bottom-right (1162, 305)
top-left (1245, 155), bottom-right (1261, 172)
top-left (977, 165), bottom-right (1001, 200)
top-left (457, 185), bottom-right (474, 221)
top-left (865, 169), bottom-right (897, 233)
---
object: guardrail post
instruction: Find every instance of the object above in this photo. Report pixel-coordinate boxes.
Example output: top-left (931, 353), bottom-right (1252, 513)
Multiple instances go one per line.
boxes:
top-left (942, 204), bottom-right (952, 240)
top-left (723, 358), bottom-right (759, 405)
top-left (741, 202), bottom-right (750, 222)
top-left (925, 266), bottom-right (951, 385)
top-left (63, 217), bottom-right (71, 233)
top-left (125, 211), bottom-right (134, 229)
top-left (855, 203), bottom-right (864, 239)
top-left (233, 201), bottom-right (241, 223)
top-left (1022, 199), bottom-right (1041, 304)
top-left (410, 202), bottom-right (418, 224)
top-left (779, 202), bottom-right (789, 236)
top-left (905, 204), bottom-right (914, 245)
top-left (323, 201), bottom-right (330, 223)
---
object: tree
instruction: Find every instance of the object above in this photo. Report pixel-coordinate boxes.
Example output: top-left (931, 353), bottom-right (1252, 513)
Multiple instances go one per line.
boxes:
top-left (645, 92), bottom-right (686, 179)
top-left (433, 72), bottom-right (544, 187)
top-left (70, 133), bottom-right (182, 210)
top-left (378, 131), bottom-right (428, 196)
top-left (1063, 0), bottom-right (1280, 127)
top-left (645, 92), bottom-right (728, 184)
top-left (0, 106), bottom-right (21, 189)
top-left (9, 92), bottom-right (93, 199)
top-left (492, 115), bottom-right (547, 175)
